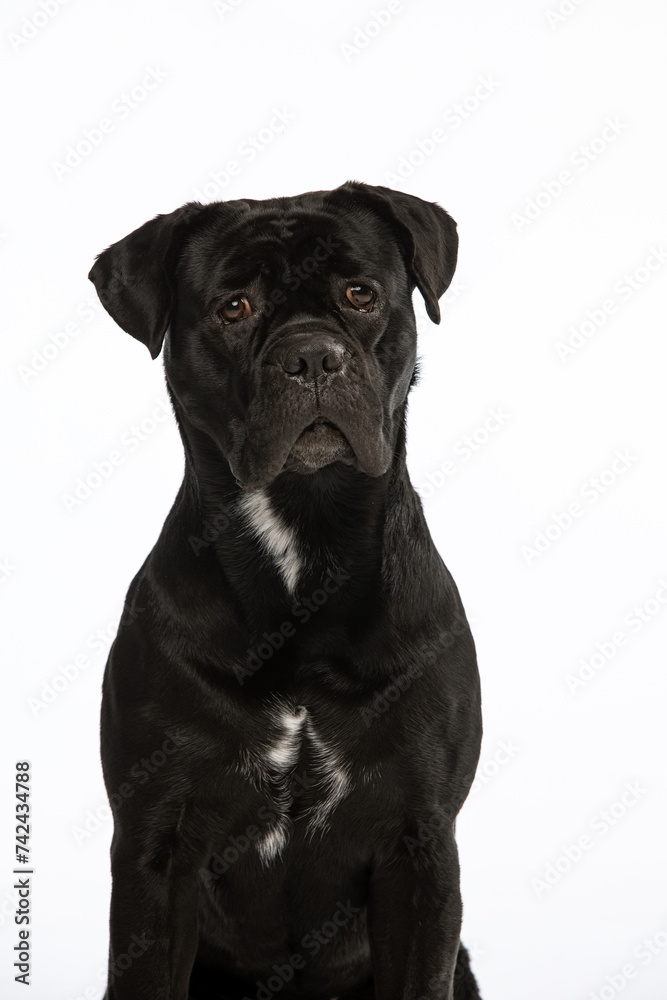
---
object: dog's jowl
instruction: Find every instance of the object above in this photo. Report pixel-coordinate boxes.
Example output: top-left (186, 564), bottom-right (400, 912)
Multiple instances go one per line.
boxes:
top-left (89, 182), bottom-right (483, 1000)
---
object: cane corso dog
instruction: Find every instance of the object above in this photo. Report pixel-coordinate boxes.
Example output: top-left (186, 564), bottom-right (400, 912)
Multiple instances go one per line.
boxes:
top-left (88, 181), bottom-right (483, 1000)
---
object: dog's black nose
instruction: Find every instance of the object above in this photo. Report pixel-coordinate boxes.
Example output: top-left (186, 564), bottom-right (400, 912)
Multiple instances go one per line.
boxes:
top-left (278, 338), bottom-right (346, 380)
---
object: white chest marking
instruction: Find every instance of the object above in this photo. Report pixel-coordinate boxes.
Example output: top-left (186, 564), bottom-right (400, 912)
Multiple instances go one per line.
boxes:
top-left (266, 705), bottom-right (307, 770)
top-left (250, 705), bottom-right (352, 863)
top-left (239, 489), bottom-right (302, 595)
top-left (303, 718), bottom-right (351, 836)
top-left (256, 824), bottom-right (289, 866)
top-left (255, 706), bottom-right (307, 865)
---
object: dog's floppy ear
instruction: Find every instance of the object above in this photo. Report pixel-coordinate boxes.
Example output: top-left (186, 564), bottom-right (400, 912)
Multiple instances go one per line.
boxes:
top-left (88, 202), bottom-right (203, 359)
top-left (339, 181), bottom-right (458, 324)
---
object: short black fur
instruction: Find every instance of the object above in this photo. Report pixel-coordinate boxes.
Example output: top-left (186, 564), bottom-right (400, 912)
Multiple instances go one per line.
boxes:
top-left (88, 181), bottom-right (483, 1000)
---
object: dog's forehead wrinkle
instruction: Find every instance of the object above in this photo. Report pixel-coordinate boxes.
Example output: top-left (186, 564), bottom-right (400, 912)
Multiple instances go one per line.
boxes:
top-left (184, 202), bottom-right (401, 286)
top-left (268, 215), bottom-right (299, 240)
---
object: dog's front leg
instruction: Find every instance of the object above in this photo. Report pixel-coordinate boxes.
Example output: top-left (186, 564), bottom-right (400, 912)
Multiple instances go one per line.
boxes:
top-left (367, 825), bottom-right (463, 1000)
top-left (104, 817), bottom-right (202, 1000)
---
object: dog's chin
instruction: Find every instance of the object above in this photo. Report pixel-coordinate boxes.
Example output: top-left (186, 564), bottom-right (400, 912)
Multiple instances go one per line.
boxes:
top-left (230, 416), bottom-right (393, 490)
top-left (282, 419), bottom-right (356, 475)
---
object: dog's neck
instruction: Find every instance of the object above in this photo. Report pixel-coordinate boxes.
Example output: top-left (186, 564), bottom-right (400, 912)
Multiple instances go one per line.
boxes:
top-left (170, 409), bottom-right (410, 625)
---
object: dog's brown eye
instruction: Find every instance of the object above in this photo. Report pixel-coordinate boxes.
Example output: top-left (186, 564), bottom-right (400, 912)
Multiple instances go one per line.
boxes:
top-left (219, 296), bottom-right (252, 324)
top-left (345, 284), bottom-right (376, 311)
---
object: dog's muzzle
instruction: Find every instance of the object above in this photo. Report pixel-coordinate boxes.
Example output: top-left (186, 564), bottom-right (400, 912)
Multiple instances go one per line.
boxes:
top-left (266, 332), bottom-right (354, 473)
top-left (225, 326), bottom-right (393, 489)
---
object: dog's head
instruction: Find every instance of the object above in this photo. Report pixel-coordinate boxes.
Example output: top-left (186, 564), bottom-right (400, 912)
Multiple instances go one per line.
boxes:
top-left (89, 182), bottom-right (457, 490)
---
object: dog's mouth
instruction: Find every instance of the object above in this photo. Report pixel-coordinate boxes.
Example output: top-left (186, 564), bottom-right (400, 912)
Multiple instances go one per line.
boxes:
top-left (282, 417), bottom-right (356, 474)
top-left (229, 378), bottom-right (395, 488)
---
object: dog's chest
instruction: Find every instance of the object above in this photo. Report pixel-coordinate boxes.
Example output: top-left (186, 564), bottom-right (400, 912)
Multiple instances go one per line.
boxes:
top-left (237, 703), bottom-right (352, 864)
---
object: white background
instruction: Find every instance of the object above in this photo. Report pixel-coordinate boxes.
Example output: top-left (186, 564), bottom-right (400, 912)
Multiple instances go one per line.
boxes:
top-left (1, 1), bottom-right (666, 998)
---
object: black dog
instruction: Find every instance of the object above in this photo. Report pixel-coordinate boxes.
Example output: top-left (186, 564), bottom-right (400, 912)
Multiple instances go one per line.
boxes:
top-left (88, 181), bottom-right (483, 1000)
